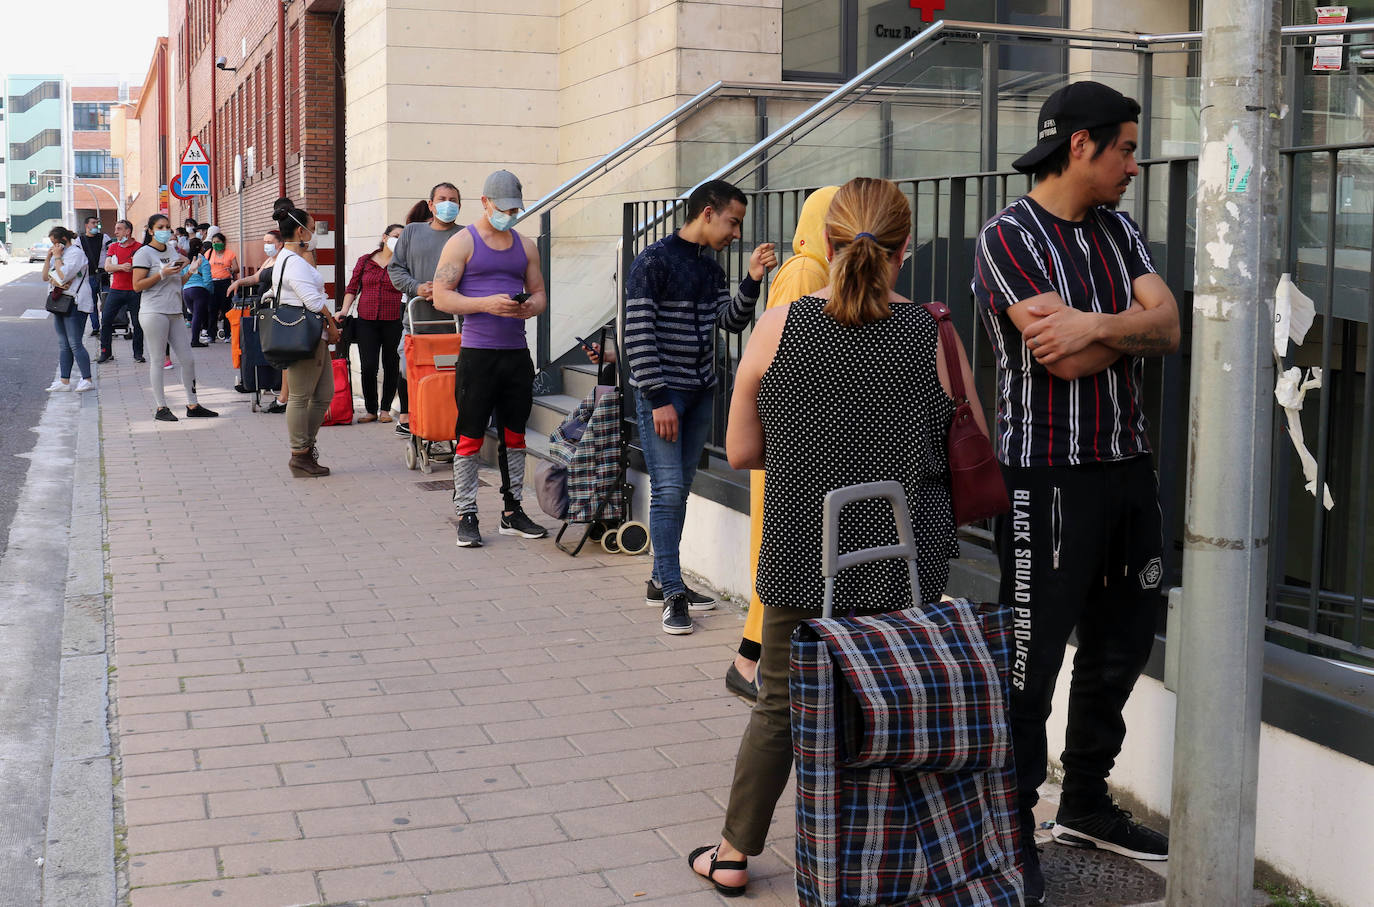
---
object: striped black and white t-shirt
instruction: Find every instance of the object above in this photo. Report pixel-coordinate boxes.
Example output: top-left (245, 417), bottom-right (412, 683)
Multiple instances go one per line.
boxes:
top-left (973, 197), bottom-right (1154, 468)
top-left (624, 233), bottom-right (759, 407)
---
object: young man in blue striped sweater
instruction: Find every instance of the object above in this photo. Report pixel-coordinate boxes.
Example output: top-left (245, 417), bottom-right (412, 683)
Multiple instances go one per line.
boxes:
top-left (625, 179), bottom-right (777, 635)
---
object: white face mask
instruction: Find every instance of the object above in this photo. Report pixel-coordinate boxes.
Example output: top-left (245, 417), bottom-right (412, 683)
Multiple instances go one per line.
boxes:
top-left (386, 236), bottom-right (399, 252)
top-left (264, 243), bottom-right (278, 255)
top-left (302, 235), bottom-right (317, 252)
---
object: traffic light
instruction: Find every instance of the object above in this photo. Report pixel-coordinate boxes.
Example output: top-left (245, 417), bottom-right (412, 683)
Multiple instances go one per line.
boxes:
top-left (45, 179), bottom-right (55, 193)
top-left (28, 169), bottom-right (37, 185)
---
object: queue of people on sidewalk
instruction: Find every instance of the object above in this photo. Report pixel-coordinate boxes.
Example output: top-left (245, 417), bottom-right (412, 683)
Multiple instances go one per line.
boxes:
top-left (42, 80), bottom-right (1173, 902)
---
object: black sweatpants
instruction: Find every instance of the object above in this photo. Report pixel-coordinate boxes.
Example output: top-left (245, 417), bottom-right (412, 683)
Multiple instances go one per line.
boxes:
top-left (453, 347), bottom-right (533, 513)
top-left (994, 454), bottom-right (1163, 822)
top-left (352, 316), bottom-right (403, 415)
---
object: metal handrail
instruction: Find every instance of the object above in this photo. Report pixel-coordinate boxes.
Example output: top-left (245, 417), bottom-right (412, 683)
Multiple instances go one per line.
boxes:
top-left (515, 78), bottom-right (891, 228)
top-left (692, 18), bottom-right (1374, 201)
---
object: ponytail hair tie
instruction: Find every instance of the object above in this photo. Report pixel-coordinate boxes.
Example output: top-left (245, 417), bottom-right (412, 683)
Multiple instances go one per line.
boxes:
top-left (855, 232), bottom-right (876, 241)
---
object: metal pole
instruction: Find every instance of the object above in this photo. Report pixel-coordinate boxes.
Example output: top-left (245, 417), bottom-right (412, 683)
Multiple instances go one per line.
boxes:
top-left (1167, 0), bottom-right (1281, 903)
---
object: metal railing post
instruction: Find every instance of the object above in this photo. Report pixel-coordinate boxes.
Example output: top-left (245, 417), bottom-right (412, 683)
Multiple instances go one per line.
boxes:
top-left (537, 210), bottom-right (552, 370)
top-left (980, 40), bottom-right (999, 225)
top-left (1168, 1), bottom-right (1280, 902)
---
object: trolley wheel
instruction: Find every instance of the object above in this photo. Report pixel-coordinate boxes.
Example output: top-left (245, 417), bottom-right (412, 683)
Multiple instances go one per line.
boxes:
top-left (587, 521), bottom-right (608, 542)
top-left (617, 521), bottom-right (650, 556)
top-left (251, 401), bottom-right (260, 413)
top-left (600, 528), bottom-right (622, 554)
top-left (404, 438), bottom-right (418, 470)
top-left (419, 444), bottom-right (433, 474)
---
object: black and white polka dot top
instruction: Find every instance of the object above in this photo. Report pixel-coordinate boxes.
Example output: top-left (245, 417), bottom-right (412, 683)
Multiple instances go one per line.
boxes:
top-left (755, 296), bottom-right (958, 613)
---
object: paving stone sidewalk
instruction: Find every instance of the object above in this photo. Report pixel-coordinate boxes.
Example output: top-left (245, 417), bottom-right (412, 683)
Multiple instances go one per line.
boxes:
top-left (98, 347), bottom-right (797, 906)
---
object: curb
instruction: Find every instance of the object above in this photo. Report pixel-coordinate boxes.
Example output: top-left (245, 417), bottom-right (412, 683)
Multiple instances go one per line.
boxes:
top-left (41, 388), bottom-right (116, 906)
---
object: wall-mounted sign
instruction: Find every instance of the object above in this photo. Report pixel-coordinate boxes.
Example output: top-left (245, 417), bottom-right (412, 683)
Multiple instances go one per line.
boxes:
top-left (1313, 6), bottom-right (1348, 72)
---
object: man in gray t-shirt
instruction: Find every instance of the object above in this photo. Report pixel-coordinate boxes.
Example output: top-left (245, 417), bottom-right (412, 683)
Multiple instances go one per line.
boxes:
top-left (389, 181), bottom-right (463, 333)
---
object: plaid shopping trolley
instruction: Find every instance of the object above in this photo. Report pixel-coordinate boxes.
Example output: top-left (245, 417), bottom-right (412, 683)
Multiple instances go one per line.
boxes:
top-left (790, 481), bottom-right (1023, 907)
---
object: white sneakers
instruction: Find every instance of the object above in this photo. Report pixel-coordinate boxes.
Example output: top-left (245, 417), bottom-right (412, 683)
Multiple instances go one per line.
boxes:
top-left (45, 378), bottom-right (95, 393)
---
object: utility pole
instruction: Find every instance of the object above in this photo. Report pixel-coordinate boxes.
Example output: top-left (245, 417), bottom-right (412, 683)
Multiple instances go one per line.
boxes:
top-left (1168, 0), bottom-right (1282, 904)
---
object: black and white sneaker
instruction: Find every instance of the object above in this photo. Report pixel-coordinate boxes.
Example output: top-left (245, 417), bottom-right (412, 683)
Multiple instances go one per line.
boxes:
top-left (661, 593), bottom-right (694, 635)
top-left (455, 513), bottom-right (482, 548)
top-left (645, 580), bottom-right (716, 612)
top-left (394, 422), bottom-right (411, 436)
top-left (1053, 803), bottom-right (1168, 861)
top-left (499, 506), bottom-right (548, 539)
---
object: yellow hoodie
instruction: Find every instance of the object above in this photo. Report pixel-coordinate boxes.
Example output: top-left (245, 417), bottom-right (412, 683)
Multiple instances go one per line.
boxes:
top-left (744, 186), bottom-right (840, 652)
top-left (765, 185), bottom-right (840, 310)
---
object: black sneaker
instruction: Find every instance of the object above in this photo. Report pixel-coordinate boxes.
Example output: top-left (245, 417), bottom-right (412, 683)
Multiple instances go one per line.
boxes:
top-left (186, 404), bottom-right (219, 418)
top-left (499, 506), bottom-right (548, 539)
top-left (1053, 803), bottom-right (1168, 861)
top-left (394, 422), bottom-right (411, 436)
top-left (1021, 825), bottom-right (1046, 905)
top-left (455, 513), bottom-right (482, 548)
top-left (96, 354), bottom-right (115, 364)
top-left (266, 399), bottom-right (287, 414)
top-left (133, 356), bottom-right (147, 363)
top-left (645, 580), bottom-right (717, 612)
top-left (155, 407), bottom-right (179, 422)
top-left (661, 593), bottom-right (694, 635)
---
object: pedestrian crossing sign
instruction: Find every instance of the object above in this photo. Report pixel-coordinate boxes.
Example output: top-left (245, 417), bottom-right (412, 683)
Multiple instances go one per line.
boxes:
top-left (179, 163), bottom-right (210, 195)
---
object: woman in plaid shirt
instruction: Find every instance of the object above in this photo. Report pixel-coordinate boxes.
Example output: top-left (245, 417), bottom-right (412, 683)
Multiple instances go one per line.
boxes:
top-left (339, 224), bottom-right (406, 423)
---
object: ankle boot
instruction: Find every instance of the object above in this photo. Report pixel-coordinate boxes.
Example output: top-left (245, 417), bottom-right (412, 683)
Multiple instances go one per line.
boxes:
top-left (288, 448), bottom-right (330, 478)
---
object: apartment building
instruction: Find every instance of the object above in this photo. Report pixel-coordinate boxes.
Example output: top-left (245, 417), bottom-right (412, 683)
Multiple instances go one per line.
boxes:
top-left (5, 76), bottom-right (65, 254)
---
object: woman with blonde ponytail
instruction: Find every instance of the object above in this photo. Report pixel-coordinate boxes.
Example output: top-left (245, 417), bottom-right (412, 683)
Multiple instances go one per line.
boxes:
top-left (687, 177), bottom-right (990, 897)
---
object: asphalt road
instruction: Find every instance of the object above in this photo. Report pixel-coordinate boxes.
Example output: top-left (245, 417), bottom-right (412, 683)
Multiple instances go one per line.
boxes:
top-left (0, 262), bottom-right (83, 558)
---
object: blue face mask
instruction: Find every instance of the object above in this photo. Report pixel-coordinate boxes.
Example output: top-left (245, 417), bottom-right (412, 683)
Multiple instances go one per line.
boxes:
top-left (434, 200), bottom-right (460, 223)
top-left (153, 229), bottom-right (173, 244)
top-left (489, 209), bottom-right (515, 232)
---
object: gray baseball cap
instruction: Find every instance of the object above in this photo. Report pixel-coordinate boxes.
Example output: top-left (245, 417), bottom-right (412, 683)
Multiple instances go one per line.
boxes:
top-left (483, 170), bottom-right (525, 211)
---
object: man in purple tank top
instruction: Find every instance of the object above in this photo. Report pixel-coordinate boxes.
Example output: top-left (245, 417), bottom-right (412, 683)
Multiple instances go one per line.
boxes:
top-left (433, 170), bottom-right (549, 548)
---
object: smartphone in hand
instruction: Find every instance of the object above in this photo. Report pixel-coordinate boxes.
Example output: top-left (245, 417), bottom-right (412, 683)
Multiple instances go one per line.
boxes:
top-left (512, 292), bottom-right (531, 304)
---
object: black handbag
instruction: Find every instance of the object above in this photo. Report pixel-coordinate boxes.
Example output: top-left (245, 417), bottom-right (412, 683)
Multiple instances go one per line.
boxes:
top-left (256, 254), bottom-right (323, 368)
top-left (45, 287), bottom-right (74, 315)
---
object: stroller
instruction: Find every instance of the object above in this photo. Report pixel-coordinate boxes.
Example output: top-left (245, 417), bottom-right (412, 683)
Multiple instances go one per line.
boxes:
top-left (789, 481), bottom-right (1023, 907)
top-left (402, 296), bottom-right (461, 474)
top-left (534, 331), bottom-right (648, 557)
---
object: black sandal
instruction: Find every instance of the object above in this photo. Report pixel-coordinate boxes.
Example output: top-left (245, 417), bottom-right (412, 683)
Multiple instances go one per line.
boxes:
top-left (687, 845), bottom-right (747, 898)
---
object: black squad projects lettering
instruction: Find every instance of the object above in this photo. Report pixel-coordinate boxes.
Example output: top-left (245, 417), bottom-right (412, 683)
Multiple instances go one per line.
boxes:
top-left (1011, 488), bottom-right (1032, 691)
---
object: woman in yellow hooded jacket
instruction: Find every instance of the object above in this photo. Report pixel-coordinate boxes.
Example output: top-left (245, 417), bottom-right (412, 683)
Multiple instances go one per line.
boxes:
top-left (725, 185), bottom-right (840, 701)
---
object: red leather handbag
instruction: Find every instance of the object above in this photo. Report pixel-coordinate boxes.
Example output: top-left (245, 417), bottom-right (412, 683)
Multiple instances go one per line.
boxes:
top-left (922, 302), bottom-right (1009, 526)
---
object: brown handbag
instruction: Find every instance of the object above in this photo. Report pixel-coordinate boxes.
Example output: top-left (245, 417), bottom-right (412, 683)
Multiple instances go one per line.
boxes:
top-left (922, 301), bottom-right (1010, 526)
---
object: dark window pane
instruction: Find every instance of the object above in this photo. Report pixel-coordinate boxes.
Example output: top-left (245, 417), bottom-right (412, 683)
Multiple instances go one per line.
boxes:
top-left (784, 0), bottom-right (844, 75)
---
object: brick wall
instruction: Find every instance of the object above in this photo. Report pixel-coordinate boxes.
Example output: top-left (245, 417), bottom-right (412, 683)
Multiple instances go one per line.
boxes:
top-left (167, 0), bottom-right (342, 282)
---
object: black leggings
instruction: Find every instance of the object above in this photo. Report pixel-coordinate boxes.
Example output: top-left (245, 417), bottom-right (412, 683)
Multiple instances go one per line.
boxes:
top-left (353, 317), bottom-right (403, 415)
top-left (994, 455), bottom-right (1163, 822)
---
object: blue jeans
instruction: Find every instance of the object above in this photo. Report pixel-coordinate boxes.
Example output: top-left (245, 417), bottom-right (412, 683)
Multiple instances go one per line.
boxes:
top-left (635, 386), bottom-right (715, 599)
top-left (54, 308), bottom-right (92, 380)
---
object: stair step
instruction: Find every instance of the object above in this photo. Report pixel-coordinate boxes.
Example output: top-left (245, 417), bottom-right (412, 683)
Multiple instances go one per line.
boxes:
top-left (561, 363), bottom-right (602, 400)
top-left (527, 394), bottom-right (581, 437)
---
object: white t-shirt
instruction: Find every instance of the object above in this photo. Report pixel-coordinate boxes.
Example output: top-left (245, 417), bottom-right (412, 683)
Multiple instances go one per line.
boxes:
top-left (132, 243), bottom-right (187, 315)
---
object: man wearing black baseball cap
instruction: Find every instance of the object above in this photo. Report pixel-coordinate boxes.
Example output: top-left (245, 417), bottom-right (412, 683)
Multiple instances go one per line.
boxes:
top-left (973, 81), bottom-right (1181, 903)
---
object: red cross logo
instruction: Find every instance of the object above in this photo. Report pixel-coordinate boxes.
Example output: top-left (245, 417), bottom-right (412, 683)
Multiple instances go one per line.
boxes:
top-left (910, 0), bottom-right (945, 22)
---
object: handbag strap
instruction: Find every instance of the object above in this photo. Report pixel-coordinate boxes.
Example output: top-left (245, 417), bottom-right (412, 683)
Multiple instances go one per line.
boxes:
top-left (921, 301), bottom-right (967, 405)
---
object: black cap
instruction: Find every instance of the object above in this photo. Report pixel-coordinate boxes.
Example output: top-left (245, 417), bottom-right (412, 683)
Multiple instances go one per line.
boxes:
top-left (1012, 81), bottom-right (1141, 174)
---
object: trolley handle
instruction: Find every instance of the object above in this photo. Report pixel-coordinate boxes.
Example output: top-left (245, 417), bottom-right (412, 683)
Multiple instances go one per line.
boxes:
top-left (821, 481), bottom-right (922, 619)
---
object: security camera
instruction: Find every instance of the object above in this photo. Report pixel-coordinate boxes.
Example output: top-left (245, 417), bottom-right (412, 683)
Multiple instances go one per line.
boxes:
top-left (215, 56), bottom-right (237, 72)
